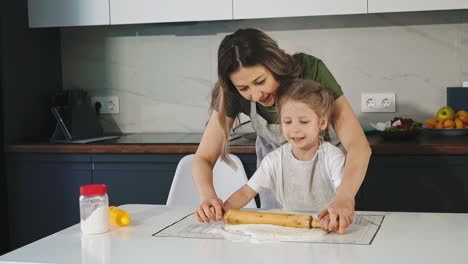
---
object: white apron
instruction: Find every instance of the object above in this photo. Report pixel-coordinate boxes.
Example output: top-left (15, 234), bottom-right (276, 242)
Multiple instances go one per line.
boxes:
top-left (280, 143), bottom-right (336, 212)
top-left (249, 101), bottom-right (286, 209)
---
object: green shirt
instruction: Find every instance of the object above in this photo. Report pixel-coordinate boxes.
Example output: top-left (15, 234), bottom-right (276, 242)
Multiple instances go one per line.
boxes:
top-left (226, 53), bottom-right (343, 124)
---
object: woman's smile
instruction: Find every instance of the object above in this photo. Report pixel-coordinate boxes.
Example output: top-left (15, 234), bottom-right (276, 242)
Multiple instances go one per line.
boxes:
top-left (259, 94), bottom-right (272, 105)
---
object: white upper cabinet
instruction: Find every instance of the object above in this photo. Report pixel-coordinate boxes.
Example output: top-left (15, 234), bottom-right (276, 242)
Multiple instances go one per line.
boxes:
top-left (28, 0), bottom-right (110, 28)
top-left (233, 0), bottom-right (367, 19)
top-left (28, 0), bottom-right (468, 28)
top-left (368, 0), bottom-right (468, 13)
top-left (110, 0), bottom-right (233, 25)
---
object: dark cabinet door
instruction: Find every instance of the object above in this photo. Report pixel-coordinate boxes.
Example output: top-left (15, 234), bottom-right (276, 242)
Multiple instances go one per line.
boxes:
top-left (237, 154), bottom-right (261, 208)
top-left (7, 154), bottom-right (92, 249)
top-left (92, 154), bottom-right (185, 206)
top-left (357, 155), bottom-right (468, 213)
top-left (236, 154), bottom-right (257, 179)
top-left (0, 15), bottom-right (7, 254)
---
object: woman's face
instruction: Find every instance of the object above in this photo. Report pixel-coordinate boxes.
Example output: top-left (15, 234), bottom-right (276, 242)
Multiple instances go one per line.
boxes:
top-left (229, 65), bottom-right (280, 107)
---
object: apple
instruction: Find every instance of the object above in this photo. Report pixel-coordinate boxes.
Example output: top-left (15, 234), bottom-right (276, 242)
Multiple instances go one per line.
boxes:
top-left (436, 106), bottom-right (455, 122)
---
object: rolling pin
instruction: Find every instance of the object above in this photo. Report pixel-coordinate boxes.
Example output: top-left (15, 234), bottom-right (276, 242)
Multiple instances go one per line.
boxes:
top-left (223, 209), bottom-right (321, 229)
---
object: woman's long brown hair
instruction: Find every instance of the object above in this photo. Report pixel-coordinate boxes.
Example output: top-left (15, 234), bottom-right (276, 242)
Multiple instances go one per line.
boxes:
top-left (210, 28), bottom-right (300, 166)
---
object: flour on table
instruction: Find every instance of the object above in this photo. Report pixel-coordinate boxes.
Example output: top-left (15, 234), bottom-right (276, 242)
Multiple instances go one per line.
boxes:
top-left (153, 212), bottom-right (385, 245)
top-left (221, 224), bottom-right (327, 243)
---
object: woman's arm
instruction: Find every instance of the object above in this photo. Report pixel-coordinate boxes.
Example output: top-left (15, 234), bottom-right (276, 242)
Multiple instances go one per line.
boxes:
top-left (193, 110), bottom-right (235, 222)
top-left (224, 185), bottom-right (258, 211)
top-left (321, 95), bottom-right (371, 234)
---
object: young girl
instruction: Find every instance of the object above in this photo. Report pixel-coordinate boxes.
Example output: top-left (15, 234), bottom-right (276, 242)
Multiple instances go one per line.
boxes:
top-left (196, 79), bottom-right (345, 231)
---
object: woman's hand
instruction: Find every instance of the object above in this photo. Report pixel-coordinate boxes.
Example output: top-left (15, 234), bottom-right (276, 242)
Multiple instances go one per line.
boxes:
top-left (318, 193), bottom-right (355, 234)
top-left (193, 110), bottom-right (235, 223)
top-left (195, 197), bottom-right (225, 223)
top-left (319, 214), bottom-right (330, 231)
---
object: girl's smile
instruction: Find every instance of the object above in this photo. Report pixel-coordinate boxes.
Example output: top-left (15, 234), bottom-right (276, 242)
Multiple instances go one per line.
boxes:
top-left (291, 136), bottom-right (305, 143)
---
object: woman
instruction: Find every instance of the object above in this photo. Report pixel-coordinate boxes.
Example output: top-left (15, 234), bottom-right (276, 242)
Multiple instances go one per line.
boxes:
top-left (192, 28), bottom-right (371, 234)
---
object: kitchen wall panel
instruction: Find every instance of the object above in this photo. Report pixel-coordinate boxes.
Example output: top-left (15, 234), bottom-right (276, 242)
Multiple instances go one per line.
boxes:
top-left (61, 10), bottom-right (468, 133)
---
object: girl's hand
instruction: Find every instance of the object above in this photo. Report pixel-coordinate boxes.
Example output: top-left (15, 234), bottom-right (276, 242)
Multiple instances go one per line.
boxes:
top-left (194, 197), bottom-right (225, 222)
top-left (318, 194), bottom-right (355, 234)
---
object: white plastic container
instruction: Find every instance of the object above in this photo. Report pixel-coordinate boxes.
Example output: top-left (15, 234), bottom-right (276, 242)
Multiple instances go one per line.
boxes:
top-left (79, 184), bottom-right (109, 234)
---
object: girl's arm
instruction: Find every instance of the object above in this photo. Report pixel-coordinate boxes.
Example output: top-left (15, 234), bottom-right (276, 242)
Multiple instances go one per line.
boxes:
top-left (321, 95), bottom-right (371, 234)
top-left (224, 185), bottom-right (258, 211)
top-left (193, 110), bottom-right (235, 222)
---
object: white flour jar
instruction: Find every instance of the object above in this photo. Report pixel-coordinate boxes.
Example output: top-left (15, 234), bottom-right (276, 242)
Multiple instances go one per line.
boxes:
top-left (79, 184), bottom-right (109, 235)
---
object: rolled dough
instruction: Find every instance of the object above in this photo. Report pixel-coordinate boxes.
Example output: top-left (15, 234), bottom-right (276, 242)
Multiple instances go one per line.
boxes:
top-left (223, 223), bottom-right (327, 243)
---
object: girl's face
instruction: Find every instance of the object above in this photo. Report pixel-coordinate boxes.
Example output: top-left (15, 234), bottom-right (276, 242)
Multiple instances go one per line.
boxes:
top-left (280, 100), bottom-right (328, 150)
top-left (229, 65), bottom-right (280, 107)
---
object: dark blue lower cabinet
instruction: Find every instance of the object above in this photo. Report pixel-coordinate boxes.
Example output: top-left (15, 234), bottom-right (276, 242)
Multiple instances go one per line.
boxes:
top-left (92, 154), bottom-right (185, 206)
top-left (356, 155), bottom-right (468, 213)
top-left (6, 154), bottom-right (92, 249)
top-left (236, 154), bottom-right (261, 207)
top-left (236, 154), bottom-right (257, 179)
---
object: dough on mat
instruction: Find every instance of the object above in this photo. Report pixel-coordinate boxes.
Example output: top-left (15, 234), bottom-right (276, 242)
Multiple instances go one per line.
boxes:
top-left (223, 223), bottom-right (327, 242)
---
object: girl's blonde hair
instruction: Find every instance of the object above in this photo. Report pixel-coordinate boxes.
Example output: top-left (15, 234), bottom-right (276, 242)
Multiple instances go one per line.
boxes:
top-left (276, 79), bottom-right (335, 141)
top-left (210, 28), bottom-right (300, 166)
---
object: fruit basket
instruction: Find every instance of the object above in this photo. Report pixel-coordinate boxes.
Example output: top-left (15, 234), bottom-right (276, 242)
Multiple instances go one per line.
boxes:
top-left (424, 107), bottom-right (468, 136)
top-left (423, 127), bottom-right (468, 136)
top-left (376, 117), bottom-right (422, 141)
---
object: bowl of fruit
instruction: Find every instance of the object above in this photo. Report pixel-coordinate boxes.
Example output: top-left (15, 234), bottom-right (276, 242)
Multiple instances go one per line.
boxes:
top-left (424, 107), bottom-right (468, 136)
top-left (377, 117), bottom-right (423, 140)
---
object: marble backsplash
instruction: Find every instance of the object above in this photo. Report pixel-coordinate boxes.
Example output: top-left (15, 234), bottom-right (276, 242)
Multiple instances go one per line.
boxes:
top-left (61, 10), bottom-right (468, 133)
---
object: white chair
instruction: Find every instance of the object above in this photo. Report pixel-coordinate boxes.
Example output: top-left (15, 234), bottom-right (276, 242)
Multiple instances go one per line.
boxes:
top-left (166, 154), bottom-right (257, 208)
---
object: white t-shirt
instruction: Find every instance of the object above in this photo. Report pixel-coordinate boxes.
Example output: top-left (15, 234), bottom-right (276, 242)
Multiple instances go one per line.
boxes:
top-left (247, 142), bottom-right (345, 211)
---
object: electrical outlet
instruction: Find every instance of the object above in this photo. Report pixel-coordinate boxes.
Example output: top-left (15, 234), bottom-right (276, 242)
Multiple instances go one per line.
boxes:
top-left (365, 98), bottom-right (376, 109)
top-left (91, 96), bottom-right (120, 114)
top-left (361, 93), bottom-right (396, 112)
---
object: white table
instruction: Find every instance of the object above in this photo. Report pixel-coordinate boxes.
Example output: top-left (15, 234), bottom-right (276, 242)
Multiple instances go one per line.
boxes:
top-left (1, 204), bottom-right (467, 264)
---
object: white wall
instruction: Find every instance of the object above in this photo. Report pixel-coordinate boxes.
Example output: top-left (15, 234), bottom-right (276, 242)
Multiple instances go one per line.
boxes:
top-left (61, 10), bottom-right (468, 133)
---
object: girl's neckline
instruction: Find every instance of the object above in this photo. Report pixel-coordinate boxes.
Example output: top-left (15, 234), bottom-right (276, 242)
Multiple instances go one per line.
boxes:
top-left (288, 143), bottom-right (321, 163)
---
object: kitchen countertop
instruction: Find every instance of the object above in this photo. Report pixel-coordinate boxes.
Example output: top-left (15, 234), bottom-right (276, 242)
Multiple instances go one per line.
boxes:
top-left (1, 204), bottom-right (467, 264)
top-left (5, 132), bottom-right (468, 155)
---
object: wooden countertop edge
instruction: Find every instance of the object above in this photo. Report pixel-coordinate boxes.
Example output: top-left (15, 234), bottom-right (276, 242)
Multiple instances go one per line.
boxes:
top-left (4, 144), bottom-right (257, 154)
top-left (5, 143), bottom-right (468, 155)
top-left (5, 144), bottom-right (200, 154)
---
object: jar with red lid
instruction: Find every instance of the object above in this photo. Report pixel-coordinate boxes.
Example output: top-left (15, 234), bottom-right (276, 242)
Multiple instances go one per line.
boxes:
top-left (79, 184), bottom-right (109, 234)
